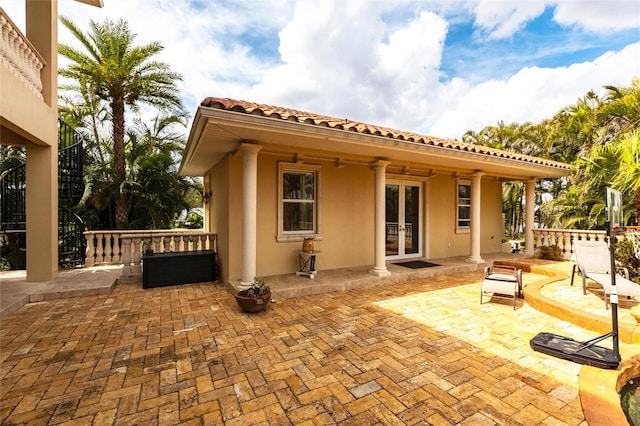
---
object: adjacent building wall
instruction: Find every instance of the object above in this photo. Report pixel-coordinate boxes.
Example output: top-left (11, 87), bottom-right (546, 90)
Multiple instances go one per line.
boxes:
top-left (0, 1), bottom-right (59, 281)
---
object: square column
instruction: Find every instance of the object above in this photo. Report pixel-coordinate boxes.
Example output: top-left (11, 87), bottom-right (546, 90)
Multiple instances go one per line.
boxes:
top-left (26, 143), bottom-right (58, 281)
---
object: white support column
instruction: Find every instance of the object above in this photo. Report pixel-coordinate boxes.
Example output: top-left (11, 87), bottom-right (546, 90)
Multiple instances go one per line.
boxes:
top-left (240, 143), bottom-right (263, 287)
top-left (524, 178), bottom-right (536, 256)
top-left (467, 171), bottom-right (484, 264)
top-left (370, 160), bottom-right (391, 277)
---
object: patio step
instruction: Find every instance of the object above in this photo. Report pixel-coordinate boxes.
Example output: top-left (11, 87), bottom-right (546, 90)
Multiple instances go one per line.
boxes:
top-left (228, 258), bottom-right (486, 301)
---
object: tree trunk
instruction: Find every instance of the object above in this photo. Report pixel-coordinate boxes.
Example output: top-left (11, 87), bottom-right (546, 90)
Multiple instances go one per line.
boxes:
top-left (635, 187), bottom-right (640, 225)
top-left (111, 100), bottom-right (128, 229)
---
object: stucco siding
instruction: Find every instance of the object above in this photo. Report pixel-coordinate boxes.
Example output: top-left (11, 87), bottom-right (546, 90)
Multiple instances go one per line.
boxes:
top-left (426, 175), bottom-right (503, 259)
top-left (213, 151), bottom-right (507, 281)
top-left (321, 163), bottom-right (375, 268)
top-left (427, 175), bottom-right (460, 258)
top-left (480, 178), bottom-right (505, 253)
top-left (255, 155), bottom-right (375, 277)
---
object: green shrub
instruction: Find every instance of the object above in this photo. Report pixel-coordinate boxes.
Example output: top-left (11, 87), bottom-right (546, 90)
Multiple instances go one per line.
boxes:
top-left (616, 237), bottom-right (640, 284)
top-left (537, 245), bottom-right (564, 260)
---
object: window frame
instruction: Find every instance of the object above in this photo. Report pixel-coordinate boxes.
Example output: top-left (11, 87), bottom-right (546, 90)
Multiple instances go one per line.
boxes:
top-left (456, 179), bottom-right (471, 233)
top-left (277, 162), bottom-right (323, 242)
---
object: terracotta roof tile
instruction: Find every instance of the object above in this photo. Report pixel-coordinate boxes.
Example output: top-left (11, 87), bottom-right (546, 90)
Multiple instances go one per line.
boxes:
top-left (200, 97), bottom-right (568, 170)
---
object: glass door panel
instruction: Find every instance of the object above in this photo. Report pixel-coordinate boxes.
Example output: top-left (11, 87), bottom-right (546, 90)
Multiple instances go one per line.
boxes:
top-left (385, 184), bottom-right (399, 256)
top-left (404, 185), bottom-right (420, 255)
top-left (386, 181), bottom-right (421, 259)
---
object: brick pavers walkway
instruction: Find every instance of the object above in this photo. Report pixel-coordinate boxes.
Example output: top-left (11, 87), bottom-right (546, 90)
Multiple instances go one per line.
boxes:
top-left (0, 271), bottom-right (598, 425)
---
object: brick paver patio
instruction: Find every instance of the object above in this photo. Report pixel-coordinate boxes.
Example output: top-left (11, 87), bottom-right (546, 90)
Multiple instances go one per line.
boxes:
top-left (0, 269), bottom-right (612, 425)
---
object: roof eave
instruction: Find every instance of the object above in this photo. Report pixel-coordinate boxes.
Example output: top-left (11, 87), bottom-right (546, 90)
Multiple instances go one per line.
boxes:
top-left (181, 106), bottom-right (570, 179)
top-left (73, 0), bottom-right (104, 7)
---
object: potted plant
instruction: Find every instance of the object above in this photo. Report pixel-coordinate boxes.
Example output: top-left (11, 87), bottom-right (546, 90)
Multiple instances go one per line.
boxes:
top-left (235, 278), bottom-right (271, 313)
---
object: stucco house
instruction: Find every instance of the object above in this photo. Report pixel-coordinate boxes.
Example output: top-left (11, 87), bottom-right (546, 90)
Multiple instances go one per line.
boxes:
top-left (179, 97), bottom-right (570, 287)
top-left (0, 0), bottom-right (102, 281)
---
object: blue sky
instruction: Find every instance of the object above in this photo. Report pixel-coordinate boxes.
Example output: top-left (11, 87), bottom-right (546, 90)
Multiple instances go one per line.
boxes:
top-left (2, 0), bottom-right (639, 138)
top-left (443, 6), bottom-right (638, 82)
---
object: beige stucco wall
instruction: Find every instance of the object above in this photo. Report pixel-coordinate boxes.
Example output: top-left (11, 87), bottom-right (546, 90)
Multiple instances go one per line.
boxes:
top-left (209, 150), bottom-right (506, 282)
top-left (480, 178), bottom-right (505, 253)
top-left (0, 1), bottom-right (59, 281)
top-left (426, 175), bottom-right (503, 259)
top-left (206, 153), bottom-right (241, 284)
top-left (255, 155), bottom-right (375, 277)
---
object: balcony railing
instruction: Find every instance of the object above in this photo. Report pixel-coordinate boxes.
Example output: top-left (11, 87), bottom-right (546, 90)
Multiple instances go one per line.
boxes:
top-left (84, 230), bottom-right (217, 279)
top-left (0, 7), bottom-right (45, 100)
top-left (533, 227), bottom-right (640, 260)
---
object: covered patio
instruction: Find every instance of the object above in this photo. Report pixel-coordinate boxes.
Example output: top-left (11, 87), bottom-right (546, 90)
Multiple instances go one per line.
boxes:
top-left (229, 253), bottom-right (523, 300)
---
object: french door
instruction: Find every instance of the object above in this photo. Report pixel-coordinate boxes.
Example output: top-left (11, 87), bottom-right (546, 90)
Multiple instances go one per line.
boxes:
top-left (385, 181), bottom-right (421, 259)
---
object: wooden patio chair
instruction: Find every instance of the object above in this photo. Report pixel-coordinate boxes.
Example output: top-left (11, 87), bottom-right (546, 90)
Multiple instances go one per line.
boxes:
top-left (573, 240), bottom-right (639, 309)
top-left (480, 265), bottom-right (523, 310)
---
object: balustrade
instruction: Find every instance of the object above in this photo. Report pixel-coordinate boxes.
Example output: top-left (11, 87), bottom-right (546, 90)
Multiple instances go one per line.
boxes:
top-left (0, 8), bottom-right (45, 99)
top-left (533, 228), bottom-right (613, 260)
top-left (83, 230), bottom-right (217, 278)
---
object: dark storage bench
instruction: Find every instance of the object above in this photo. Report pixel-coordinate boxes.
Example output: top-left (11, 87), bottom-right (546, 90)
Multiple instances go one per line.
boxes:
top-left (142, 250), bottom-right (216, 289)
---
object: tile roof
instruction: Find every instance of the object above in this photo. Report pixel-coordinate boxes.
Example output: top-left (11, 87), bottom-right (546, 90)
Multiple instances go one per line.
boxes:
top-left (200, 97), bottom-right (569, 170)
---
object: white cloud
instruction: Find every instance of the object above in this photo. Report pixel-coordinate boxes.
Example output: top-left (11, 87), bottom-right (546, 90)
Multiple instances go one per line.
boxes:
top-left (471, 0), bottom-right (546, 39)
top-left (429, 42), bottom-right (640, 138)
top-left (553, 0), bottom-right (640, 32)
top-left (469, 0), bottom-right (640, 39)
top-left (2, 0), bottom-right (638, 142)
top-left (50, 0), bottom-right (295, 111)
top-left (252, 3), bottom-right (448, 131)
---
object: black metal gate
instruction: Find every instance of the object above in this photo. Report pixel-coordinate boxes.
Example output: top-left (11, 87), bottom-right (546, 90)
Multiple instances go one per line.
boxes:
top-left (0, 119), bottom-right (86, 268)
top-left (0, 164), bottom-right (26, 231)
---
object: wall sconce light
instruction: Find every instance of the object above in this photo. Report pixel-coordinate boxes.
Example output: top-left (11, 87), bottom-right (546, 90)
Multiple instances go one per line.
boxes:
top-left (203, 190), bottom-right (212, 204)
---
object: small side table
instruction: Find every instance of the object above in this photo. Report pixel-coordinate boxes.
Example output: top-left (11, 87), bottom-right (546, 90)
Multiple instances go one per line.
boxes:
top-left (295, 250), bottom-right (320, 279)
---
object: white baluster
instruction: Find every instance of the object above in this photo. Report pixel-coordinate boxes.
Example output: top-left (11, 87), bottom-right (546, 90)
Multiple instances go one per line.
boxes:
top-left (84, 232), bottom-right (95, 267)
top-left (95, 233), bottom-right (104, 264)
top-left (562, 231), bottom-right (571, 260)
top-left (163, 235), bottom-right (171, 253)
top-left (132, 237), bottom-right (143, 274)
top-left (152, 236), bottom-right (162, 253)
top-left (112, 233), bottom-right (121, 264)
top-left (120, 237), bottom-right (132, 277)
top-left (104, 232), bottom-right (113, 263)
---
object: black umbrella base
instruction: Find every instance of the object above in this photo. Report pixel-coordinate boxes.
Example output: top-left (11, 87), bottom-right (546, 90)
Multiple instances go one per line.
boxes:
top-left (530, 332), bottom-right (620, 369)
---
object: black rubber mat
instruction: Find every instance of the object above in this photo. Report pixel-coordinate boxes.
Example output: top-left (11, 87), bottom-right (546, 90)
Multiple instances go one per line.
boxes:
top-left (395, 260), bottom-right (440, 269)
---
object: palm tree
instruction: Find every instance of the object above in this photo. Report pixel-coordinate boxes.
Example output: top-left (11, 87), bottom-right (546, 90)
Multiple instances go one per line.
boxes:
top-left (59, 17), bottom-right (183, 228)
top-left (599, 78), bottom-right (640, 139)
top-left (609, 130), bottom-right (640, 224)
top-left (547, 91), bottom-right (602, 163)
top-left (124, 113), bottom-right (202, 229)
top-left (502, 181), bottom-right (524, 239)
top-left (572, 129), bottom-right (640, 226)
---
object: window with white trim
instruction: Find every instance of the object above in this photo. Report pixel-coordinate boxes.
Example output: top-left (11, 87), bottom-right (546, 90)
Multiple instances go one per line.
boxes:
top-left (457, 179), bottom-right (471, 232)
top-left (277, 162), bottom-right (322, 242)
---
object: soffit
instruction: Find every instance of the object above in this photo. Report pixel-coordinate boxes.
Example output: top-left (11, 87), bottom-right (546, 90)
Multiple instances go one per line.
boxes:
top-left (180, 98), bottom-right (570, 180)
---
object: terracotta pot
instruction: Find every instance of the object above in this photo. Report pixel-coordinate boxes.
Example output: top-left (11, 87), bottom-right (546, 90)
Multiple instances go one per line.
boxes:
top-left (235, 290), bottom-right (271, 313)
top-left (302, 238), bottom-right (314, 252)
